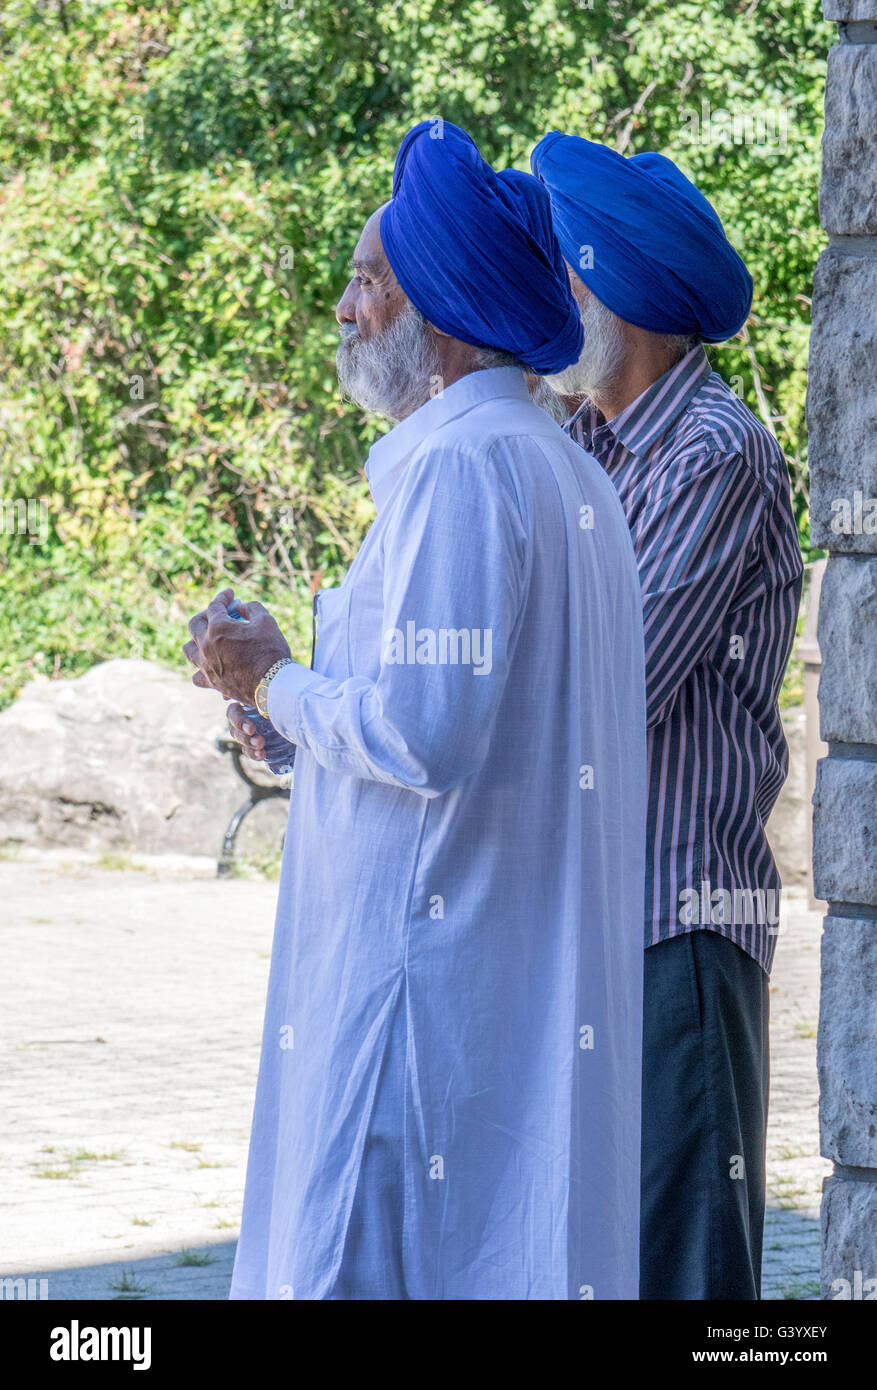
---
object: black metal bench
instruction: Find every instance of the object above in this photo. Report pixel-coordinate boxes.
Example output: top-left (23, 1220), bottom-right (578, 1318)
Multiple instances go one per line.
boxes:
top-left (215, 736), bottom-right (290, 876)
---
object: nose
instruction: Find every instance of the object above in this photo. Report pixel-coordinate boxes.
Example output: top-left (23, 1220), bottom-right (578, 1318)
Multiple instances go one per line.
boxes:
top-left (335, 278), bottom-right (357, 326)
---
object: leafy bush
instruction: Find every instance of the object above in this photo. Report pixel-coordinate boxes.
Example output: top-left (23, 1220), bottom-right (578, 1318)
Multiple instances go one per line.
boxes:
top-left (0, 0), bottom-right (830, 708)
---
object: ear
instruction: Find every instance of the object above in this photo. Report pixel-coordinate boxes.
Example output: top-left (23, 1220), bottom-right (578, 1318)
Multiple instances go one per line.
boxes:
top-left (430, 324), bottom-right (453, 340)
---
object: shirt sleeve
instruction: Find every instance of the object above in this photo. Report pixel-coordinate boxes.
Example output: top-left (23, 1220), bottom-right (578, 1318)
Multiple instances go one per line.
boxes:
top-left (634, 450), bottom-right (766, 729)
top-left (267, 439), bottom-right (527, 797)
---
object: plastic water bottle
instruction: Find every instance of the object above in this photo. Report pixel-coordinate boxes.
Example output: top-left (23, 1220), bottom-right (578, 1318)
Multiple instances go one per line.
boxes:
top-left (239, 706), bottom-right (296, 777)
top-left (227, 599), bottom-right (295, 776)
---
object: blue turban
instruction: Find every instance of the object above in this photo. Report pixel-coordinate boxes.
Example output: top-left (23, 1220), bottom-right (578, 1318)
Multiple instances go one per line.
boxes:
top-left (530, 131), bottom-right (753, 343)
top-left (380, 121), bottom-right (583, 375)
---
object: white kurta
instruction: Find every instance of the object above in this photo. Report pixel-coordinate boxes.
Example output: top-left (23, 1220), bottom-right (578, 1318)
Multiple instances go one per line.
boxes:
top-left (229, 366), bottom-right (647, 1300)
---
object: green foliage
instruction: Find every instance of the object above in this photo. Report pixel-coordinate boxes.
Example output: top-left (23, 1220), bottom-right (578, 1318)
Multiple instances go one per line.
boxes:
top-left (0, 0), bottom-right (828, 707)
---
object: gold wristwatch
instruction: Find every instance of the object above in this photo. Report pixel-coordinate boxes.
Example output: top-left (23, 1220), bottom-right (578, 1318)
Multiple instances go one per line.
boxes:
top-left (254, 658), bottom-right (294, 719)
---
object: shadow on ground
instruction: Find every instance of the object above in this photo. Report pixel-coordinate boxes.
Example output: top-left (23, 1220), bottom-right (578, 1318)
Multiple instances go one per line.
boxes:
top-left (13, 1238), bottom-right (237, 1301)
top-left (762, 1204), bottom-right (822, 1300)
top-left (10, 1209), bottom-right (822, 1301)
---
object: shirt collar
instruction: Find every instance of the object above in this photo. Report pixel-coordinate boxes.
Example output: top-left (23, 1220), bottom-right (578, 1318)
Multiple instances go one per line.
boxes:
top-left (365, 366), bottom-right (530, 510)
top-left (565, 345), bottom-right (712, 458)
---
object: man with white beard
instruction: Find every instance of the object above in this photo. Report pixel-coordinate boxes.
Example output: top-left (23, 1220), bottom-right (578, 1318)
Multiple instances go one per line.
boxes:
top-left (531, 131), bottom-right (804, 1301)
top-left (184, 120), bottom-right (648, 1300)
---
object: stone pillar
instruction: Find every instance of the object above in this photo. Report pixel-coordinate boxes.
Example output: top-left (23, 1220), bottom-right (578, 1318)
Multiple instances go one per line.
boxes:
top-left (808, 2), bottom-right (877, 1302)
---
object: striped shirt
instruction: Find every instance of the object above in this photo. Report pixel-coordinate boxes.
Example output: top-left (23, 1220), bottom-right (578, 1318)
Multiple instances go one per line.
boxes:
top-left (566, 346), bottom-right (803, 973)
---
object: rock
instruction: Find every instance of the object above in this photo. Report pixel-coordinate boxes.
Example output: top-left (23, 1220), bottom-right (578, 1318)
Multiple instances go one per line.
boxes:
top-left (818, 915), bottom-right (877, 1166)
top-left (821, 1175), bottom-right (877, 1299)
top-left (0, 659), bottom-right (245, 858)
top-left (807, 251), bottom-right (877, 554)
top-left (822, 1), bottom-right (877, 23)
top-left (818, 557), bottom-right (877, 744)
top-left (820, 41), bottom-right (877, 236)
top-left (813, 756), bottom-right (877, 904)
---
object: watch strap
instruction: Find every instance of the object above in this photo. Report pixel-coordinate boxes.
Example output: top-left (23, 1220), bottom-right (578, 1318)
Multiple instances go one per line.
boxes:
top-left (254, 657), bottom-right (294, 717)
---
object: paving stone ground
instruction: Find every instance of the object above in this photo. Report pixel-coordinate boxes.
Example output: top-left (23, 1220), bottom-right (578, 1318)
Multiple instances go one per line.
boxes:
top-left (761, 895), bottom-right (828, 1301)
top-left (0, 852), bottom-right (828, 1301)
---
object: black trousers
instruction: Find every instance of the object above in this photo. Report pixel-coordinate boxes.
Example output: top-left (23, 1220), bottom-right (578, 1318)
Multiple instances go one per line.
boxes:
top-left (640, 930), bottom-right (770, 1300)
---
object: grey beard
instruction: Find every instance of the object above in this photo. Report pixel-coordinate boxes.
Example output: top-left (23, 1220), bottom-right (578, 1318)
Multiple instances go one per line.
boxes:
top-left (526, 375), bottom-right (569, 424)
top-left (336, 302), bottom-right (440, 423)
top-left (542, 293), bottom-right (627, 401)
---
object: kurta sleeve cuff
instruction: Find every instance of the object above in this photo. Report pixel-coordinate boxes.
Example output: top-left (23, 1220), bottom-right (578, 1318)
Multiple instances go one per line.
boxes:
top-left (266, 659), bottom-right (330, 744)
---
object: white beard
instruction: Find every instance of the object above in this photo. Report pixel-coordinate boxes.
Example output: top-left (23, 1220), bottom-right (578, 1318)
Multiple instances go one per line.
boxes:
top-left (336, 301), bottom-right (440, 422)
top-left (541, 293), bottom-right (627, 401)
top-left (526, 375), bottom-right (569, 424)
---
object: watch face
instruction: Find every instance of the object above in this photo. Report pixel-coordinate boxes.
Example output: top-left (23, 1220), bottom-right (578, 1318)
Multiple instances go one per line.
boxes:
top-left (255, 683), bottom-right (270, 719)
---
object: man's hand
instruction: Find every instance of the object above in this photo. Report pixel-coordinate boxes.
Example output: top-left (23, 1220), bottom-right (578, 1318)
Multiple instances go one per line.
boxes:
top-left (226, 702), bottom-right (268, 762)
top-left (183, 587), bottom-right (291, 706)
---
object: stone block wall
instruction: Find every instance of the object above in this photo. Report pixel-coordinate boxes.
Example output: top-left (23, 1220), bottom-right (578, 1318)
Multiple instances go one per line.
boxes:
top-left (810, 0), bottom-right (877, 1302)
